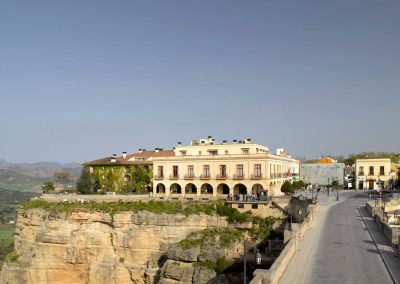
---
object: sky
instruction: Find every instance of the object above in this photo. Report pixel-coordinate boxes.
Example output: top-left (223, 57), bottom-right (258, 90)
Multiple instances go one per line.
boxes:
top-left (0, 1), bottom-right (399, 163)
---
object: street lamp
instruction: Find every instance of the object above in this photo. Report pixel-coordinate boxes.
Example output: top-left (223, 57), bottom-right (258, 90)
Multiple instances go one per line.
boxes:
top-left (335, 178), bottom-right (339, 201)
top-left (256, 250), bottom-right (262, 265)
top-left (327, 177), bottom-right (330, 196)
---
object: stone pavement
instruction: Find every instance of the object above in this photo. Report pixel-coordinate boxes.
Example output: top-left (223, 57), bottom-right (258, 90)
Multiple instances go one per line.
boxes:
top-left (358, 205), bottom-right (400, 284)
top-left (280, 191), bottom-right (394, 284)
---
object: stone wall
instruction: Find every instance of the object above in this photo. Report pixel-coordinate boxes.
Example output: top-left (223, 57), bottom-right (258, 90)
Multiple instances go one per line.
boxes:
top-left (0, 209), bottom-right (227, 284)
top-left (249, 203), bottom-right (319, 284)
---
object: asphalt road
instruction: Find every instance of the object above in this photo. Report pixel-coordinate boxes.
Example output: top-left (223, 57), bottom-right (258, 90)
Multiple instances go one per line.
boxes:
top-left (280, 190), bottom-right (394, 284)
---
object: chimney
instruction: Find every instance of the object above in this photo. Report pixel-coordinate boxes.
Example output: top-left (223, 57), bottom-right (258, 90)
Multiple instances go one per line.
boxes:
top-left (222, 140), bottom-right (227, 144)
top-left (155, 148), bottom-right (160, 153)
top-left (177, 142), bottom-right (182, 146)
top-left (208, 135), bottom-right (212, 139)
top-left (246, 138), bottom-right (252, 143)
top-left (122, 151), bottom-right (127, 158)
top-left (233, 139), bottom-right (237, 144)
top-left (138, 148), bottom-right (143, 153)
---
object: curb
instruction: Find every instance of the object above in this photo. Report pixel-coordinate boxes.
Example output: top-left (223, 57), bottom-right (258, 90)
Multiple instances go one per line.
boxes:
top-left (357, 207), bottom-right (398, 284)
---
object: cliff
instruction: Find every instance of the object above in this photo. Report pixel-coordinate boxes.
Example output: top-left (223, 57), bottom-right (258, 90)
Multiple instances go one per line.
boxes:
top-left (0, 208), bottom-right (228, 284)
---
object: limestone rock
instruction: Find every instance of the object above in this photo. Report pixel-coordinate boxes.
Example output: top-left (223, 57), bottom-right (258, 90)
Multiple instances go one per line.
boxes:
top-left (193, 267), bottom-right (217, 284)
top-left (0, 208), bottom-right (227, 284)
top-left (166, 245), bottom-right (200, 262)
top-left (163, 260), bottom-right (194, 283)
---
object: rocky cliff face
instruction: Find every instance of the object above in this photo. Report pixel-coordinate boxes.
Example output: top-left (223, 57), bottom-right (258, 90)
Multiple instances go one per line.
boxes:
top-left (0, 208), bottom-right (227, 284)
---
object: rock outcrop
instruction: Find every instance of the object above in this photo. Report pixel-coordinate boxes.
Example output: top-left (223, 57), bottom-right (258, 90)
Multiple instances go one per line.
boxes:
top-left (0, 208), bottom-right (228, 284)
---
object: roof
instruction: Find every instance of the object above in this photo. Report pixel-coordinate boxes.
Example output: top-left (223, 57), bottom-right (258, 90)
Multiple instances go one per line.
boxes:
top-left (84, 150), bottom-right (175, 166)
top-left (317, 157), bottom-right (336, 164)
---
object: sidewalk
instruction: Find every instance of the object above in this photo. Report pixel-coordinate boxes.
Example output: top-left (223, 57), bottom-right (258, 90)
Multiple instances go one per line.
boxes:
top-left (359, 206), bottom-right (400, 284)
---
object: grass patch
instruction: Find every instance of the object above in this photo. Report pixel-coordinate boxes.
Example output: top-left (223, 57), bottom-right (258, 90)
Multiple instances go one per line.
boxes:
top-left (0, 224), bottom-right (15, 269)
top-left (178, 227), bottom-right (244, 249)
top-left (194, 257), bottom-right (233, 274)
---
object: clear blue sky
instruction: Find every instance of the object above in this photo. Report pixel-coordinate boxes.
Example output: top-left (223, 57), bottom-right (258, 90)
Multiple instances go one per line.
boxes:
top-left (1, 1), bottom-right (399, 163)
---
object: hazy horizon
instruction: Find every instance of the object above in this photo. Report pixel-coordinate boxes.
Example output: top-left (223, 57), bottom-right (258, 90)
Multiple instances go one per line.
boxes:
top-left (1, 1), bottom-right (399, 163)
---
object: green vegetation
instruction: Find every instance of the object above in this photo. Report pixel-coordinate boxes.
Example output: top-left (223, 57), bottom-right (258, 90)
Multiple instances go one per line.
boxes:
top-left (90, 165), bottom-right (152, 194)
top-left (292, 180), bottom-right (306, 190)
top-left (41, 181), bottom-right (55, 193)
top-left (194, 257), bottom-right (233, 274)
top-left (178, 227), bottom-right (244, 249)
top-left (77, 167), bottom-right (93, 194)
top-left (281, 181), bottom-right (294, 195)
top-left (0, 224), bottom-right (15, 269)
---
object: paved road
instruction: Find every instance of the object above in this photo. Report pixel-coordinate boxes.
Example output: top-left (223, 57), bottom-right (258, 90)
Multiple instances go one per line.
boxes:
top-left (280, 190), bottom-right (394, 284)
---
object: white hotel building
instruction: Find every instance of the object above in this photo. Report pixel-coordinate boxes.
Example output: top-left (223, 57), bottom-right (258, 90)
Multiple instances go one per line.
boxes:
top-left (152, 137), bottom-right (300, 197)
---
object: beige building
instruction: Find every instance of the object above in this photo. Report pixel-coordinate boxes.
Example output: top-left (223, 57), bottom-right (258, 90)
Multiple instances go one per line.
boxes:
top-left (152, 137), bottom-right (300, 197)
top-left (355, 158), bottom-right (392, 190)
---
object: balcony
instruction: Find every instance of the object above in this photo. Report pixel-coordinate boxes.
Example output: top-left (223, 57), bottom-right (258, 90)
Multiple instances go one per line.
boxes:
top-left (184, 174), bottom-right (196, 180)
top-left (250, 174), bottom-right (262, 180)
top-left (216, 174), bottom-right (228, 180)
top-left (169, 174), bottom-right (179, 180)
top-left (233, 174), bottom-right (244, 180)
top-left (358, 172), bottom-right (364, 176)
top-left (200, 174), bottom-right (211, 180)
top-left (154, 174), bottom-right (164, 180)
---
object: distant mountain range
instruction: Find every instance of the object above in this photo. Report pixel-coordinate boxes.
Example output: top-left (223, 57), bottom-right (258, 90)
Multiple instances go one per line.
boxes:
top-left (0, 160), bottom-right (81, 192)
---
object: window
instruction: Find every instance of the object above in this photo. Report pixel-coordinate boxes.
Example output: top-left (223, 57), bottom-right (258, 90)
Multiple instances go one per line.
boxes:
top-left (158, 166), bottom-right (163, 177)
top-left (187, 165), bottom-right (194, 177)
top-left (237, 164), bottom-right (244, 177)
top-left (252, 204), bottom-right (258, 209)
top-left (369, 166), bottom-right (374, 175)
top-left (220, 165), bottom-right (226, 177)
top-left (359, 166), bottom-right (364, 175)
top-left (225, 150), bottom-right (229, 155)
top-left (173, 166), bottom-right (178, 178)
top-left (180, 151), bottom-right (187, 156)
top-left (208, 150), bottom-right (218, 155)
top-left (203, 165), bottom-right (210, 177)
top-left (238, 204), bottom-right (244, 209)
top-left (380, 166), bottom-right (385, 175)
top-left (242, 148), bottom-right (249, 155)
top-left (254, 164), bottom-right (261, 177)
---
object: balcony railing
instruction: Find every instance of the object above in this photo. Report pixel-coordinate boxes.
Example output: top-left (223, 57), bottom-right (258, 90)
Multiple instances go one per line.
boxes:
top-left (184, 174), bottom-right (195, 180)
top-left (169, 174), bottom-right (179, 180)
top-left (233, 174), bottom-right (244, 180)
top-left (154, 174), bottom-right (164, 180)
top-left (358, 172), bottom-right (364, 176)
top-left (250, 174), bottom-right (262, 180)
top-left (200, 174), bottom-right (211, 180)
top-left (216, 174), bottom-right (228, 180)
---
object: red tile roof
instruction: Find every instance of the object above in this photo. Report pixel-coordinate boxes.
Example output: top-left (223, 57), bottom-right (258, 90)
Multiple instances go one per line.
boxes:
top-left (84, 150), bottom-right (175, 166)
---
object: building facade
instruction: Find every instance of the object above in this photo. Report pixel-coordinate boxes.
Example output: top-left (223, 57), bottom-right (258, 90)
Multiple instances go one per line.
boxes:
top-left (84, 149), bottom-right (174, 192)
top-left (152, 138), bottom-right (300, 197)
top-left (355, 158), bottom-right (392, 190)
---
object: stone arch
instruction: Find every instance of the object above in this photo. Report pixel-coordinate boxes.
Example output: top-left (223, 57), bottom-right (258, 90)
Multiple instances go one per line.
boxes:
top-left (217, 183), bottom-right (230, 195)
top-left (170, 183), bottom-right (182, 194)
top-left (185, 183), bottom-right (197, 194)
top-left (200, 183), bottom-right (213, 195)
top-left (233, 183), bottom-right (247, 195)
top-left (252, 183), bottom-right (263, 195)
top-left (156, 183), bottom-right (165, 194)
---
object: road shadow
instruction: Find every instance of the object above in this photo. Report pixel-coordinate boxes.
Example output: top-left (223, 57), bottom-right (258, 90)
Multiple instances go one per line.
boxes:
top-left (366, 248), bottom-right (380, 254)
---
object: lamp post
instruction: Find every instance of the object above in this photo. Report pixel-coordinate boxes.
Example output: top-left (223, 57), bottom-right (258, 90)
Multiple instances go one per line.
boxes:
top-left (336, 178), bottom-right (339, 201)
top-left (327, 177), bottom-right (330, 196)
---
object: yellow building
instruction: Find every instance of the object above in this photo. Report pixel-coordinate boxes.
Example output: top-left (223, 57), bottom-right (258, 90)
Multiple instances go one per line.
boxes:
top-left (355, 158), bottom-right (392, 190)
top-left (152, 137), bottom-right (300, 197)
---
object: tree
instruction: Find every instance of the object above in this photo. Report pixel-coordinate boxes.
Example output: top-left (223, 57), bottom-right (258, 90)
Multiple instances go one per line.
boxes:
top-left (42, 181), bottom-right (55, 193)
top-left (331, 180), bottom-right (339, 187)
top-left (292, 180), bottom-right (306, 190)
top-left (281, 181), bottom-right (294, 195)
top-left (77, 167), bottom-right (92, 194)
